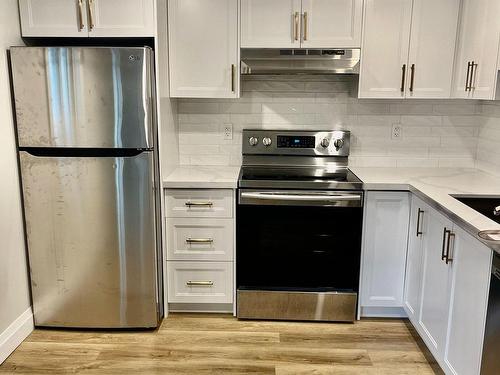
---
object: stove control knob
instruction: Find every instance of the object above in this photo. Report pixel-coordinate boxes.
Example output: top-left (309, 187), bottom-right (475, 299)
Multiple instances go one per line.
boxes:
top-left (262, 137), bottom-right (272, 147)
top-left (334, 138), bottom-right (345, 150)
top-left (248, 137), bottom-right (259, 146)
top-left (320, 138), bottom-right (330, 148)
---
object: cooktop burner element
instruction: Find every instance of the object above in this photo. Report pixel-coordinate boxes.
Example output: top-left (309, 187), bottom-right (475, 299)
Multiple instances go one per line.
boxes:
top-left (238, 130), bottom-right (362, 190)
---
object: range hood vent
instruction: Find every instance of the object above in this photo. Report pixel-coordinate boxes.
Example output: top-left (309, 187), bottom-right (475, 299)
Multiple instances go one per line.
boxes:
top-left (241, 48), bottom-right (360, 75)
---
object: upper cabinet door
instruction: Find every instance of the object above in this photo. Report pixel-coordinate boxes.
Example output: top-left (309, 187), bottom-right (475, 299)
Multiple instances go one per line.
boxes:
top-left (407, 0), bottom-right (460, 99)
top-left (19, 0), bottom-right (89, 37)
top-left (300, 0), bottom-right (362, 48)
top-left (168, 0), bottom-right (239, 98)
top-left (241, 0), bottom-right (301, 48)
top-left (87, 0), bottom-right (155, 37)
top-left (452, 0), bottom-right (500, 99)
top-left (358, 0), bottom-right (412, 98)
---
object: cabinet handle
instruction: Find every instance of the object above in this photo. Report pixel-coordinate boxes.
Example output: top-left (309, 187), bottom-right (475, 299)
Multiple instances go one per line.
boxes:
top-left (294, 12), bottom-right (299, 41)
top-left (302, 12), bottom-right (308, 41)
top-left (185, 201), bottom-right (213, 207)
top-left (469, 61), bottom-right (477, 91)
top-left (416, 208), bottom-right (424, 237)
top-left (401, 64), bottom-right (406, 92)
top-left (88, 0), bottom-right (95, 30)
top-left (409, 64), bottom-right (415, 92)
top-left (445, 232), bottom-right (455, 264)
top-left (186, 280), bottom-right (214, 286)
top-left (186, 238), bottom-right (214, 244)
top-left (441, 227), bottom-right (448, 261)
top-left (231, 64), bottom-right (235, 92)
top-left (77, 0), bottom-right (85, 31)
top-left (465, 61), bottom-right (472, 91)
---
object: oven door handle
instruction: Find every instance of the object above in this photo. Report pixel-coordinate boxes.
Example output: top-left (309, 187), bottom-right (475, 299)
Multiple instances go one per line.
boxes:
top-left (239, 191), bottom-right (362, 207)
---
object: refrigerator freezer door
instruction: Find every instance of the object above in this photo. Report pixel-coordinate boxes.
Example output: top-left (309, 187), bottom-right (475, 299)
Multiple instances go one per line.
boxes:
top-left (11, 47), bottom-right (154, 149)
top-left (19, 151), bottom-right (159, 328)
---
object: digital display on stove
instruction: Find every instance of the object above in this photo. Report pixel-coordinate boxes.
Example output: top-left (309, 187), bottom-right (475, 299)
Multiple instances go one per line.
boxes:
top-left (277, 135), bottom-right (316, 148)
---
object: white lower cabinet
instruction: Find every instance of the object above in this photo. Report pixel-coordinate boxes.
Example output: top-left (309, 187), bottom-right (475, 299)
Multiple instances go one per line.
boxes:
top-left (443, 227), bottom-right (492, 375)
top-left (403, 195), bottom-right (428, 321)
top-left (167, 218), bottom-right (234, 261)
top-left (400, 194), bottom-right (493, 375)
top-left (165, 189), bottom-right (235, 311)
top-left (167, 261), bottom-right (233, 304)
top-left (418, 207), bottom-right (454, 360)
top-left (360, 192), bottom-right (410, 316)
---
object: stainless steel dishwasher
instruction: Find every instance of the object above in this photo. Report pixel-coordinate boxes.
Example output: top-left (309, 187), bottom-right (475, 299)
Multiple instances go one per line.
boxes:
top-left (481, 252), bottom-right (500, 374)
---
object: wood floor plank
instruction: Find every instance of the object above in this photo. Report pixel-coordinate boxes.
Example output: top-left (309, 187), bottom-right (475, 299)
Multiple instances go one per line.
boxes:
top-left (0, 313), bottom-right (442, 375)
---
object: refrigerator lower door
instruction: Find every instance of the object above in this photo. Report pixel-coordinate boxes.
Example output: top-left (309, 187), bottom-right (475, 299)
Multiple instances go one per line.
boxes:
top-left (19, 151), bottom-right (159, 328)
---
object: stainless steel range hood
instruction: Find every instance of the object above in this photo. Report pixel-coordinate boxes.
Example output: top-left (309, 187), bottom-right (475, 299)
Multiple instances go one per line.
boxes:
top-left (241, 48), bottom-right (360, 75)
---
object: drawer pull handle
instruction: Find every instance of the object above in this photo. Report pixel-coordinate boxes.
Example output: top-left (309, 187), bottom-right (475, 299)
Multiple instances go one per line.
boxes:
top-left (186, 238), bottom-right (214, 244)
top-left (185, 201), bottom-right (213, 208)
top-left (186, 280), bottom-right (214, 286)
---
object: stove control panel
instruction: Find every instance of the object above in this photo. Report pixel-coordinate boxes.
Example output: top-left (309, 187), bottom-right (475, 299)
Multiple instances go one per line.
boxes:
top-left (242, 130), bottom-right (351, 157)
top-left (277, 135), bottom-right (315, 148)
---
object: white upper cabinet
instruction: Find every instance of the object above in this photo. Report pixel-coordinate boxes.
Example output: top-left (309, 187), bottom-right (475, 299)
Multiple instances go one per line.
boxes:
top-left (300, 0), bottom-right (362, 48)
top-left (358, 0), bottom-right (412, 98)
top-left (359, 0), bottom-right (460, 99)
top-left (241, 0), bottom-right (362, 49)
top-left (418, 208), bottom-right (454, 360)
top-left (241, 0), bottom-right (301, 48)
top-left (406, 0), bottom-right (460, 98)
top-left (19, 0), bottom-right (89, 37)
top-left (168, 0), bottom-right (240, 98)
top-left (443, 227), bottom-right (492, 375)
top-left (452, 0), bottom-right (500, 99)
top-left (18, 0), bottom-right (155, 38)
top-left (403, 195), bottom-right (427, 322)
top-left (87, 0), bottom-right (155, 37)
top-left (360, 192), bottom-right (410, 311)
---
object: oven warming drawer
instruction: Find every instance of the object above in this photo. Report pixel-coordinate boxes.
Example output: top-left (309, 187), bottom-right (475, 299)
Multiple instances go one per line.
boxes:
top-left (237, 289), bottom-right (357, 322)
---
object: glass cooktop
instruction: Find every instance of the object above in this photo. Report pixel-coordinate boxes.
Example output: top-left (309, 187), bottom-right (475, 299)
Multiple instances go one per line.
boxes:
top-left (239, 166), bottom-right (363, 190)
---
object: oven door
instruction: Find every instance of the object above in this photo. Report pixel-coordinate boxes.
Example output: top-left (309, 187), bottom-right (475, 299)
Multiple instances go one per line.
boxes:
top-left (236, 189), bottom-right (363, 291)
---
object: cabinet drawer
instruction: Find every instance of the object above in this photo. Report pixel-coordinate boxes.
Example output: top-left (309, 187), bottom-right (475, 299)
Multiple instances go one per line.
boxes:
top-left (165, 189), bottom-right (233, 218)
top-left (167, 261), bottom-right (233, 304)
top-left (167, 218), bottom-right (234, 261)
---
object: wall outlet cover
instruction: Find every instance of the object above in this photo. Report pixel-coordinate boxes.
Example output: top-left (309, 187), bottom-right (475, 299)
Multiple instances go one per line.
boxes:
top-left (392, 124), bottom-right (402, 139)
top-left (222, 123), bottom-right (233, 140)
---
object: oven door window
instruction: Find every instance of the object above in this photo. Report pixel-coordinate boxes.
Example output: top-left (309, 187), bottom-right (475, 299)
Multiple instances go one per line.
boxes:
top-left (236, 202), bottom-right (363, 292)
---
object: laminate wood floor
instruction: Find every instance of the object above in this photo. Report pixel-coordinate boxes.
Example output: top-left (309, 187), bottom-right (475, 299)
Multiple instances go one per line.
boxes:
top-left (0, 313), bottom-right (443, 374)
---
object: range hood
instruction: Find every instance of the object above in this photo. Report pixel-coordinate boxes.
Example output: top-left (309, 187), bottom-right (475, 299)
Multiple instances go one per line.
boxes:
top-left (241, 48), bottom-right (360, 75)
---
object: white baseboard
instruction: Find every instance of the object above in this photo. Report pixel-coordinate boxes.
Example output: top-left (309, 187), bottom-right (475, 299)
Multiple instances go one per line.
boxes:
top-left (360, 306), bottom-right (408, 318)
top-left (0, 307), bottom-right (34, 364)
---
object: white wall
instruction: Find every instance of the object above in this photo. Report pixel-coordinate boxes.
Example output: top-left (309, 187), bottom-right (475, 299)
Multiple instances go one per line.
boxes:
top-left (177, 76), bottom-right (481, 168)
top-left (0, 0), bottom-right (33, 364)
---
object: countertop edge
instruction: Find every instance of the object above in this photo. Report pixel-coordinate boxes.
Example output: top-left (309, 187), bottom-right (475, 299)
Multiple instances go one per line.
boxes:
top-left (362, 181), bottom-right (500, 255)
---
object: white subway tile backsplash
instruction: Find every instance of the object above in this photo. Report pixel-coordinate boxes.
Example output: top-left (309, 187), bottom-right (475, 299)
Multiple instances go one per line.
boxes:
top-left (476, 102), bottom-right (500, 175)
top-left (177, 77), bottom-right (489, 169)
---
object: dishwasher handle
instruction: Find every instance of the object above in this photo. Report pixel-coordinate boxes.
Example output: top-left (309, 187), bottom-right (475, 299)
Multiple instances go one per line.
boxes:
top-left (239, 190), bottom-right (363, 207)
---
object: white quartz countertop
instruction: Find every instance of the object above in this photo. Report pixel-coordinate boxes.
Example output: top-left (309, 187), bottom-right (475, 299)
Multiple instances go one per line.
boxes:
top-left (351, 167), bottom-right (500, 253)
top-left (163, 166), bottom-right (240, 189)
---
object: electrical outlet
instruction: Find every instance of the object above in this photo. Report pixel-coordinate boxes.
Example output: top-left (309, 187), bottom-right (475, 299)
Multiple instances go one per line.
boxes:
top-left (223, 123), bottom-right (233, 140)
top-left (392, 124), bottom-right (402, 140)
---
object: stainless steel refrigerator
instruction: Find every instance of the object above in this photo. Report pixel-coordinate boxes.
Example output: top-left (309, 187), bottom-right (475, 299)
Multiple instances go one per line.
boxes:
top-left (9, 47), bottom-right (162, 328)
